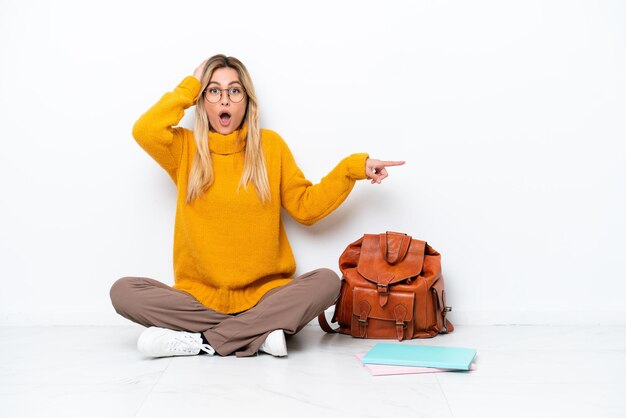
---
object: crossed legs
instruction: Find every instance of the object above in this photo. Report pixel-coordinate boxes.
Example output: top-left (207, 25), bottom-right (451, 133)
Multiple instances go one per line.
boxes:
top-left (110, 268), bottom-right (340, 357)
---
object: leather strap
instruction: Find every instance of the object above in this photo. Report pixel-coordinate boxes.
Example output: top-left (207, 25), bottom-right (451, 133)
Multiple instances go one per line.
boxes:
top-left (380, 231), bottom-right (412, 265)
top-left (317, 312), bottom-right (338, 333)
top-left (356, 300), bottom-right (371, 338)
top-left (376, 275), bottom-right (392, 307)
top-left (393, 304), bottom-right (408, 341)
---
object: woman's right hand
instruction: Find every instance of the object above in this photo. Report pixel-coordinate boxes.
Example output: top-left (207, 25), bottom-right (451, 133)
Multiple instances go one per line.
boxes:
top-left (193, 59), bottom-right (209, 81)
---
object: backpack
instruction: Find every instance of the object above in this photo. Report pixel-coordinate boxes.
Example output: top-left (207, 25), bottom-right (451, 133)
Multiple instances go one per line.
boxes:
top-left (318, 231), bottom-right (453, 340)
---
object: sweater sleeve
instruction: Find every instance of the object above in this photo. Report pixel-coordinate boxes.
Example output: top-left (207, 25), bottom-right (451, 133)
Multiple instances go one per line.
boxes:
top-left (132, 76), bottom-right (201, 182)
top-left (278, 135), bottom-right (369, 226)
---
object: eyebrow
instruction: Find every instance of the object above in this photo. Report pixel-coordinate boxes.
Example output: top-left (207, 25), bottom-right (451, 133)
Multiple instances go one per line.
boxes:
top-left (208, 81), bottom-right (243, 87)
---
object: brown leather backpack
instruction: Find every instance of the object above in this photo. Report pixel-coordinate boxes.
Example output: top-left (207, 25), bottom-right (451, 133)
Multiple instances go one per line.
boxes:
top-left (318, 231), bottom-right (453, 340)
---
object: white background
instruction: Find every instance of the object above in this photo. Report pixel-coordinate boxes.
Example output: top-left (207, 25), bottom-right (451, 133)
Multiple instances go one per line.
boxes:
top-left (0, 0), bottom-right (624, 326)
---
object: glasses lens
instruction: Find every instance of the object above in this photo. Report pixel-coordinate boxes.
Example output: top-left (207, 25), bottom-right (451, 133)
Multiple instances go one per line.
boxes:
top-left (205, 88), bottom-right (221, 103)
top-left (228, 87), bottom-right (244, 103)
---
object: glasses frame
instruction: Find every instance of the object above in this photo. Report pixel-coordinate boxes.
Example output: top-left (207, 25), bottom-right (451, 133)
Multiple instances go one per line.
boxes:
top-left (203, 86), bottom-right (247, 104)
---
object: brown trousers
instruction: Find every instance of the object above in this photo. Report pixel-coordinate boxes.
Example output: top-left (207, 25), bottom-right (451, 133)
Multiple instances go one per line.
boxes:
top-left (110, 268), bottom-right (340, 357)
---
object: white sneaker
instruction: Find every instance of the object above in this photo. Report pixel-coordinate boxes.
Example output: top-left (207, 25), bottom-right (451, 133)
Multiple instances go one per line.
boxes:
top-left (259, 330), bottom-right (287, 357)
top-left (137, 327), bottom-right (215, 357)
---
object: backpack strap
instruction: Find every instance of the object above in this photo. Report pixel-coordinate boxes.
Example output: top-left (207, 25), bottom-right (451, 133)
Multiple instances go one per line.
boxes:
top-left (317, 312), bottom-right (338, 333)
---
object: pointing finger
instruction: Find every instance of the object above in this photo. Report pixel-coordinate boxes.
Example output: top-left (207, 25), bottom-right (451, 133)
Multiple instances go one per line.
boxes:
top-left (379, 160), bottom-right (405, 167)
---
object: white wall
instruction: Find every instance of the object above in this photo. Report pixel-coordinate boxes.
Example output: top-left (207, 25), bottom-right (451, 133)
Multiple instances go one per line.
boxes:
top-left (1, 0), bottom-right (624, 326)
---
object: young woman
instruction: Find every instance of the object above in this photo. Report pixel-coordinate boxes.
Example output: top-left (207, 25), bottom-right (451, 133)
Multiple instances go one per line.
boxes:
top-left (110, 54), bottom-right (404, 358)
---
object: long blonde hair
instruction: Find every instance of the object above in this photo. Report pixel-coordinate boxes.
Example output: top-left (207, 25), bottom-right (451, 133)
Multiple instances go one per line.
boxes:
top-left (187, 54), bottom-right (270, 204)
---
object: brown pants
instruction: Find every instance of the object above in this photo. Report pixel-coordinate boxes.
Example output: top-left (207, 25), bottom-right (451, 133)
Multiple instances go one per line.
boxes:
top-left (110, 268), bottom-right (340, 357)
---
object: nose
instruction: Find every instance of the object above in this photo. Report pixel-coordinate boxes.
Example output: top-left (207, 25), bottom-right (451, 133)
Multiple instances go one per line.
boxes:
top-left (220, 91), bottom-right (230, 106)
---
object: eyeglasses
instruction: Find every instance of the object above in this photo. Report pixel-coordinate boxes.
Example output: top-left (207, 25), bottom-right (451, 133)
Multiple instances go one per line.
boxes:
top-left (204, 86), bottom-right (246, 103)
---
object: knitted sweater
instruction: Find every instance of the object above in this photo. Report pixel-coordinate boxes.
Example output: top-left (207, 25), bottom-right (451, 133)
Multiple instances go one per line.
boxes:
top-left (132, 76), bottom-right (369, 314)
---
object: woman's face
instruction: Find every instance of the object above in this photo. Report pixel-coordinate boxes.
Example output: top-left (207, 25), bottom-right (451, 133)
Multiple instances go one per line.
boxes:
top-left (203, 67), bottom-right (248, 135)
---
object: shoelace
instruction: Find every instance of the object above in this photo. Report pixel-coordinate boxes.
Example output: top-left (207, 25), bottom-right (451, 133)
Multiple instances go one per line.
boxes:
top-left (168, 334), bottom-right (215, 356)
top-left (199, 344), bottom-right (216, 356)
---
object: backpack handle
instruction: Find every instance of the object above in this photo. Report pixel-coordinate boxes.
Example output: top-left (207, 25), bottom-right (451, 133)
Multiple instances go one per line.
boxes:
top-left (380, 231), bottom-right (412, 265)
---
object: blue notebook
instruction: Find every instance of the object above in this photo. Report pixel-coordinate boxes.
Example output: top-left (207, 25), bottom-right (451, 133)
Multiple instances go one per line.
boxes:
top-left (361, 343), bottom-right (477, 371)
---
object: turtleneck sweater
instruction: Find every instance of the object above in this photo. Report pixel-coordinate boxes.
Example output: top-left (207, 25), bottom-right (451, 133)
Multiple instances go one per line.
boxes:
top-left (132, 76), bottom-right (369, 313)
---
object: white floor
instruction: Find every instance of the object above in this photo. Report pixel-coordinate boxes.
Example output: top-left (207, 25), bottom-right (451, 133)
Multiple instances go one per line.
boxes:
top-left (1, 325), bottom-right (625, 418)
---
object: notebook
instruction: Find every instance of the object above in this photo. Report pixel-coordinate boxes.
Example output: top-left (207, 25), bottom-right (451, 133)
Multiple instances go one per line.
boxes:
top-left (360, 343), bottom-right (477, 371)
top-left (356, 353), bottom-right (477, 376)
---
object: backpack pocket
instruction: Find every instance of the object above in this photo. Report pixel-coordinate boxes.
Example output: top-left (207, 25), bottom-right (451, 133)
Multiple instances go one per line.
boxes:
top-left (351, 286), bottom-right (415, 340)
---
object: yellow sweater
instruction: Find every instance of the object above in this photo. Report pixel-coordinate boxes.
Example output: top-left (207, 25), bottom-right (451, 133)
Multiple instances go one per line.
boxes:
top-left (132, 76), bottom-right (368, 313)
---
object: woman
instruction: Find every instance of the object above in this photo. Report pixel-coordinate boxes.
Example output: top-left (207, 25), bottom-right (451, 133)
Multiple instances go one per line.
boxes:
top-left (110, 54), bottom-right (404, 358)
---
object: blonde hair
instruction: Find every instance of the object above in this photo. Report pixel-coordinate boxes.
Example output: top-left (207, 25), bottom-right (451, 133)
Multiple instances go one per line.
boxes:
top-left (187, 54), bottom-right (270, 204)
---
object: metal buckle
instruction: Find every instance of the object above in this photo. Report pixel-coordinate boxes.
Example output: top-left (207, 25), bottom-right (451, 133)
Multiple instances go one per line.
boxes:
top-left (377, 283), bottom-right (389, 295)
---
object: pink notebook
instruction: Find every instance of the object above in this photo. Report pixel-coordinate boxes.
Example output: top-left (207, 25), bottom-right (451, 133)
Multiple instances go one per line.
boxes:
top-left (356, 353), bottom-right (477, 376)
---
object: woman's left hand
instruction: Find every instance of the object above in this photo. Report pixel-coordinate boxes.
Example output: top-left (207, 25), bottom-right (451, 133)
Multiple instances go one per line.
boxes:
top-left (365, 158), bottom-right (405, 184)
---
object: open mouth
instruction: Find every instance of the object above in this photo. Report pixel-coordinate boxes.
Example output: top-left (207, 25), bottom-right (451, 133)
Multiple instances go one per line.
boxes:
top-left (219, 111), bottom-right (232, 126)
